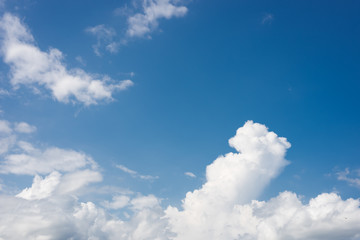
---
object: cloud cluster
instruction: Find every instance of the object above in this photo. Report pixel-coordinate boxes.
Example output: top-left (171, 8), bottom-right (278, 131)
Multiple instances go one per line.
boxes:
top-left (0, 13), bottom-right (133, 105)
top-left (1, 121), bottom-right (360, 239)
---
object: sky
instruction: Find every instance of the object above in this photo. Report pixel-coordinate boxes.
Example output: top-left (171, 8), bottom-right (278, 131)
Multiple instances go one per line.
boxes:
top-left (0, 0), bottom-right (360, 239)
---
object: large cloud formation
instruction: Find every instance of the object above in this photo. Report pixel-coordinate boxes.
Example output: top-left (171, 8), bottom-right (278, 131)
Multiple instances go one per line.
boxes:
top-left (0, 120), bottom-right (360, 239)
top-left (0, 13), bottom-right (133, 105)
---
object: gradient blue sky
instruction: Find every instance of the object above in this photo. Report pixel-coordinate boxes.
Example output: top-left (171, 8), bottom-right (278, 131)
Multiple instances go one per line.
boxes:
top-left (0, 0), bottom-right (360, 239)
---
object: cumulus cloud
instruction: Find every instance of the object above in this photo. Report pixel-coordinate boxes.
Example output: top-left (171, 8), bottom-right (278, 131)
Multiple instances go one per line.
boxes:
top-left (126, 0), bottom-right (188, 38)
top-left (116, 164), bottom-right (159, 180)
top-left (0, 13), bottom-right (133, 105)
top-left (1, 121), bottom-right (360, 239)
top-left (16, 171), bottom-right (61, 200)
top-left (166, 121), bottom-right (292, 239)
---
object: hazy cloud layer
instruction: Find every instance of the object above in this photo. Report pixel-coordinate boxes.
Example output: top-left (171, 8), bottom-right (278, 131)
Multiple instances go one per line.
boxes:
top-left (1, 121), bottom-right (360, 239)
top-left (0, 13), bottom-right (133, 105)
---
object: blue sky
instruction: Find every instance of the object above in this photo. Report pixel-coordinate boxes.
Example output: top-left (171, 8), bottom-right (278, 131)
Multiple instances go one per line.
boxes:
top-left (0, 0), bottom-right (360, 239)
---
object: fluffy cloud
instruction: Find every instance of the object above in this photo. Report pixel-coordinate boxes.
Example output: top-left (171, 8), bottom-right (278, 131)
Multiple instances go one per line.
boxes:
top-left (16, 171), bottom-right (61, 200)
top-left (165, 122), bottom-right (360, 239)
top-left (127, 0), bottom-right (188, 38)
top-left (1, 121), bottom-right (360, 239)
top-left (0, 13), bottom-right (133, 105)
top-left (166, 121), bottom-right (292, 239)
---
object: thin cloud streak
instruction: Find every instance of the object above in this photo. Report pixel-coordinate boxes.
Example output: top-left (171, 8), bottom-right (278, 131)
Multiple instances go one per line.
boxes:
top-left (116, 164), bottom-right (159, 180)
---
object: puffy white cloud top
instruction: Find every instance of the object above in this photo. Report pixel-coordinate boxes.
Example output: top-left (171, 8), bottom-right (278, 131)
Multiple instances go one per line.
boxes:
top-left (0, 120), bottom-right (360, 239)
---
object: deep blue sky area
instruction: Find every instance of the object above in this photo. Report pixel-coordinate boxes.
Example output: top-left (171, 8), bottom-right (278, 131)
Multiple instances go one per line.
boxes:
top-left (1, 0), bottom-right (360, 204)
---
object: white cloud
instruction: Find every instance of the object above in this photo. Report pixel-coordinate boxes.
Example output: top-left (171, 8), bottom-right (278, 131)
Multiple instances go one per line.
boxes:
top-left (166, 121), bottom-right (292, 239)
top-left (57, 169), bottom-right (102, 194)
top-left (184, 171), bottom-right (196, 178)
top-left (14, 122), bottom-right (36, 133)
top-left (131, 194), bottom-right (160, 210)
top-left (337, 168), bottom-right (360, 188)
top-left (116, 164), bottom-right (159, 180)
top-left (1, 144), bottom-right (97, 175)
top-left (1, 121), bottom-right (360, 239)
top-left (103, 195), bottom-right (130, 210)
top-left (16, 171), bottom-right (61, 200)
top-left (0, 13), bottom-right (133, 105)
top-left (0, 119), bottom-right (98, 176)
top-left (127, 0), bottom-right (188, 38)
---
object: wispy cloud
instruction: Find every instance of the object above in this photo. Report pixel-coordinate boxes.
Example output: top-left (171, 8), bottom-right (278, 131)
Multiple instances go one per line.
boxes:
top-left (336, 168), bottom-right (360, 188)
top-left (0, 88), bottom-right (10, 96)
top-left (85, 0), bottom-right (188, 55)
top-left (0, 13), bottom-right (133, 105)
top-left (126, 0), bottom-right (188, 38)
top-left (85, 24), bottom-right (118, 55)
top-left (262, 13), bottom-right (274, 24)
top-left (75, 56), bottom-right (86, 66)
top-left (184, 172), bottom-right (196, 178)
top-left (116, 164), bottom-right (159, 180)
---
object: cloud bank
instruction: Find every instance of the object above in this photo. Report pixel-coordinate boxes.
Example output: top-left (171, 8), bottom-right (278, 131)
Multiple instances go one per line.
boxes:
top-left (0, 120), bottom-right (360, 239)
top-left (0, 13), bottom-right (133, 105)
